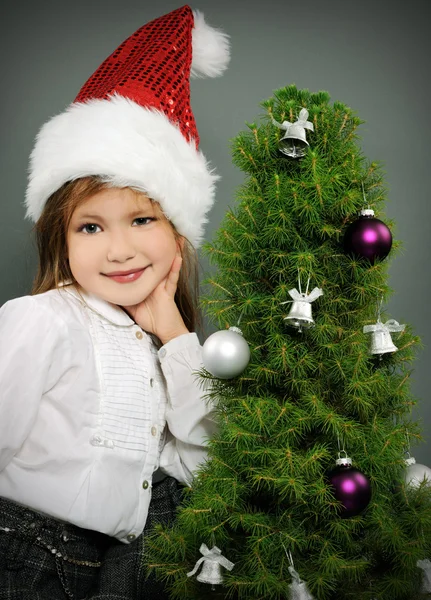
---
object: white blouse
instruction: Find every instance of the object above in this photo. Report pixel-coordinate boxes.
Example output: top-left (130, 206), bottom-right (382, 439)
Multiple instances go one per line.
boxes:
top-left (0, 283), bottom-right (216, 543)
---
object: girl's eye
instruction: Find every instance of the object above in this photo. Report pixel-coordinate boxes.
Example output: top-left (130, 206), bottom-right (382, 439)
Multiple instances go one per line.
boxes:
top-left (79, 223), bottom-right (101, 234)
top-left (134, 217), bottom-right (155, 226)
top-left (78, 217), bottom-right (155, 234)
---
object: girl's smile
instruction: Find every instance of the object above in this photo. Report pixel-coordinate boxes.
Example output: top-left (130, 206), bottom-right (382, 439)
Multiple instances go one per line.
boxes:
top-left (104, 267), bottom-right (147, 283)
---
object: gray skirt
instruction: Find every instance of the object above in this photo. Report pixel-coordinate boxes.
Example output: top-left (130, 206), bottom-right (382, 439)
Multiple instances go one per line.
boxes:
top-left (0, 476), bottom-right (184, 599)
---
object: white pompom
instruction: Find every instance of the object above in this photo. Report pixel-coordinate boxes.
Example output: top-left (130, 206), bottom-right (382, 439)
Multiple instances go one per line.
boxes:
top-left (191, 10), bottom-right (231, 78)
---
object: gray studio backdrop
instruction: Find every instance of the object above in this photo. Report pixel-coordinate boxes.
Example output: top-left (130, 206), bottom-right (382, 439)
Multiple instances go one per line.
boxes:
top-left (0, 0), bottom-right (430, 463)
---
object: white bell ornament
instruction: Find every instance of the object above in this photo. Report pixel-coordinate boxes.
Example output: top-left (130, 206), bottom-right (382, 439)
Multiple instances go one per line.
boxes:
top-left (187, 544), bottom-right (234, 591)
top-left (280, 274), bottom-right (323, 332)
top-left (272, 108), bottom-right (314, 159)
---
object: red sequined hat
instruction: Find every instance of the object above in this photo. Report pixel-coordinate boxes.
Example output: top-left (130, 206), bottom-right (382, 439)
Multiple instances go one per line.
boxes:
top-left (24, 5), bottom-right (230, 247)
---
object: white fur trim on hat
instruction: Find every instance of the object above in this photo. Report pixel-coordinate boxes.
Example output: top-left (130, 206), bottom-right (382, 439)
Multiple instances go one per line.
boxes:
top-left (191, 10), bottom-right (230, 78)
top-left (24, 94), bottom-right (219, 248)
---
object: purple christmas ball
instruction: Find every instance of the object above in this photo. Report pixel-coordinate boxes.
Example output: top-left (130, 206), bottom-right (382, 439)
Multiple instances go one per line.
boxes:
top-left (343, 209), bottom-right (392, 264)
top-left (328, 463), bottom-right (372, 517)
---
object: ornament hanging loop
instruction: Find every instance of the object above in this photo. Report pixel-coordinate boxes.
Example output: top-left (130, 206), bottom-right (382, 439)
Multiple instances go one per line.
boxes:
top-left (404, 431), bottom-right (411, 460)
top-left (336, 451), bottom-right (352, 467)
top-left (336, 435), bottom-right (351, 467)
top-left (281, 543), bottom-right (315, 600)
top-left (230, 284), bottom-right (249, 333)
top-left (297, 271), bottom-right (311, 297)
top-left (234, 306), bottom-right (247, 330)
top-left (282, 544), bottom-right (300, 585)
top-left (376, 295), bottom-right (384, 322)
top-left (228, 309), bottom-right (246, 337)
top-left (361, 180), bottom-right (371, 211)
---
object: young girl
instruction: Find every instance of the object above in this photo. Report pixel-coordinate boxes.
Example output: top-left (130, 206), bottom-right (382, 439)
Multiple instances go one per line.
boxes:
top-left (0, 6), bottom-right (230, 599)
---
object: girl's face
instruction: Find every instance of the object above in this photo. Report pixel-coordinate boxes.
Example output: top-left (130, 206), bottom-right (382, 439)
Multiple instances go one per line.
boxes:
top-left (67, 187), bottom-right (180, 308)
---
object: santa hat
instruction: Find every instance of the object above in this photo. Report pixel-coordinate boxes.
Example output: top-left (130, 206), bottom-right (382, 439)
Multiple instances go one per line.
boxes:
top-left (24, 5), bottom-right (230, 248)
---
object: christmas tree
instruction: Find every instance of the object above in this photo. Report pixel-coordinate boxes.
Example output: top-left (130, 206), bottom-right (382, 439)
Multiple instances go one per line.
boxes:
top-left (145, 85), bottom-right (431, 600)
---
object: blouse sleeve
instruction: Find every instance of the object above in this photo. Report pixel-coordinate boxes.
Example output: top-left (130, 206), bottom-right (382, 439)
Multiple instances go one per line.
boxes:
top-left (0, 296), bottom-right (67, 471)
top-left (157, 332), bottom-right (217, 486)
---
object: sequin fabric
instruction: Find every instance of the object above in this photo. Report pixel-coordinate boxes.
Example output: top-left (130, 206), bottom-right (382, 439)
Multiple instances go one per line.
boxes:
top-left (74, 5), bottom-right (198, 146)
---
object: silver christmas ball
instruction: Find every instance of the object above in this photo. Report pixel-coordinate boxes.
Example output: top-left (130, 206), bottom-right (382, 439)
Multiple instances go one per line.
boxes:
top-left (202, 328), bottom-right (250, 379)
top-left (404, 457), bottom-right (431, 489)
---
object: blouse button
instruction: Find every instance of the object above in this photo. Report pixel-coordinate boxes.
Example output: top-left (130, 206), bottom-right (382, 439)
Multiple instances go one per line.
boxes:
top-left (151, 426), bottom-right (157, 436)
top-left (159, 348), bottom-right (166, 358)
top-left (150, 378), bottom-right (154, 387)
top-left (142, 480), bottom-right (149, 490)
top-left (135, 331), bottom-right (143, 340)
top-left (127, 534), bottom-right (136, 542)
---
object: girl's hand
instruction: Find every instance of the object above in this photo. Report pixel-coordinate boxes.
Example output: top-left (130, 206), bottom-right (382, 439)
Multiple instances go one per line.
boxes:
top-left (121, 252), bottom-right (189, 345)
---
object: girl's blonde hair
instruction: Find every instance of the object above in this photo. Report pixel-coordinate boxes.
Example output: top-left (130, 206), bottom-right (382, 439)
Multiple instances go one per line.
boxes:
top-left (30, 176), bottom-right (202, 335)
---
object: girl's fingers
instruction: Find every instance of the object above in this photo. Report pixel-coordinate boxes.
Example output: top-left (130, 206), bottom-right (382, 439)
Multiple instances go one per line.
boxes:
top-left (165, 255), bottom-right (182, 297)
